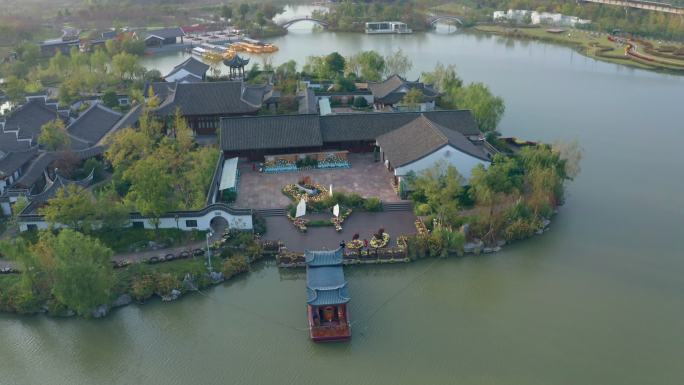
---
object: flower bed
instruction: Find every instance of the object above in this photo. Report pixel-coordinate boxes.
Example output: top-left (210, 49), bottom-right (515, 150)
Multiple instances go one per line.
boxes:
top-left (415, 219), bottom-right (429, 236)
top-left (282, 183), bottom-right (329, 203)
top-left (263, 159), bottom-right (297, 173)
top-left (370, 231), bottom-right (390, 249)
top-left (346, 239), bottom-right (364, 250)
top-left (317, 155), bottom-right (350, 169)
top-left (287, 214), bottom-right (308, 232)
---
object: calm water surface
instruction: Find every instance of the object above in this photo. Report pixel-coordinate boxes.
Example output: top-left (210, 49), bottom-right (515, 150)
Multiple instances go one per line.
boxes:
top-left (2, 8), bottom-right (684, 385)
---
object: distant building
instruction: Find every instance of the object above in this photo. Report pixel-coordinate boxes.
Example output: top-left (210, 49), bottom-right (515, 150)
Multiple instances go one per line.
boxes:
top-left (0, 99), bottom-right (138, 215)
top-left (142, 27), bottom-right (186, 48)
top-left (163, 57), bottom-right (210, 83)
top-left (152, 81), bottom-right (278, 135)
top-left (367, 74), bottom-right (439, 112)
top-left (493, 9), bottom-right (591, 27)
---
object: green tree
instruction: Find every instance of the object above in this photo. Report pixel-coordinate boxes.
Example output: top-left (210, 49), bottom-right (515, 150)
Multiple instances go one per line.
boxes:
top-left (3, 76), bottom-right (27, 102)
top-left (407, 161), bottom-right (464, 225)
top-left (38, 119), bottom-right (70, 151)
top-left (421, 63), bottom-right (463, 93)
top-left (325, 52), bottom-right (346, 75)
top-left (50, 229), bottom-right (114, 316)
top-left (384, 48), bottom-right (412, 77)
top-left (102, 90), bottom-right (119, 108)
top-left (354, 51), bottom-right (385, 81)
top-left (40, 184), bottom-right (96, 231)
top-left (401, 88), bottom-right (423, 109)
top-left (239, 3), bottom-right (250, 20)
top-left (221, 4), bottom-right (233, 20)
top-left (95, 187), bottom-right (130, 230)
top-left (454, 83), bottom-right (505, 132)
top-left (105, 127), bottom-right (154, 171)
top-left (112, 52), bottom-right (139, 80)
top-left (123, 155), bottom-right (176, 228)
top-left (90, 48), bottom-right (109, 73)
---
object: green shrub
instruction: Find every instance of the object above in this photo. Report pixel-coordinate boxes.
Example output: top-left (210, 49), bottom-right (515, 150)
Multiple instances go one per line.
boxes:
top-left (308, 219), bottom-right (334, 227)
top-left (353, 96), bottom-right (368, 108)
top-left (222, 255), bottom-right (249, 278)
top-left (131, 274), bottom-right (155, 301)
top-left (154, 273), bottom-right (179, 297)
top-left (406, 235), bottom-right (429, 260)
top-left (415, 203), bottom-right (432, 216)
top-left (363, 197), bottom-right (383, 212)
top-left (252, 214), bottom-right (267, 236)
top-left (221, 189), bottom-right (237, 203)
top-left (345, 193), bottom-right (364, 208)
top-left (504, 218), bottom-right (538, 241)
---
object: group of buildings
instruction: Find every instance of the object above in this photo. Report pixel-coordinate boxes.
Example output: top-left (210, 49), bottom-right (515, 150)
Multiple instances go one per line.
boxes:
top-left (38, 26), bottom-right (190, 57)
top-left (493, 9), bottom-right (591, 27)
top-left (1, 52), bottom-right (496, 232)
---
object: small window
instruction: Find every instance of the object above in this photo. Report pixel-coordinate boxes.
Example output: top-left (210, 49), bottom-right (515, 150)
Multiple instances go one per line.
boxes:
top-left (185, 220), bottom-right (198, 228)
top-left (26, 224), bottom-right (38, 232)
top-left (131, 221), bottom-right (144, 229)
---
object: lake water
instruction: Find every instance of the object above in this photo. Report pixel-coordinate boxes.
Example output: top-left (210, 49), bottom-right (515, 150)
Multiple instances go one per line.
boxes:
top-left (3, 7), bottom-right (684, 385)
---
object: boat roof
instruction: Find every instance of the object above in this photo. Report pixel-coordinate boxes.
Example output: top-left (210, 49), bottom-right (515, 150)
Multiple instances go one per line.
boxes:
top-left (305, 247), bottom-right (343, 267)
top-left (306, 265), bottom-right (350, 306)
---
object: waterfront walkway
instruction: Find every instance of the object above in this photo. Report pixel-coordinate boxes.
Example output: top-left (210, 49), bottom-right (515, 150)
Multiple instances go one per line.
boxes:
top-left (263, 211), bottom-right (417, 253)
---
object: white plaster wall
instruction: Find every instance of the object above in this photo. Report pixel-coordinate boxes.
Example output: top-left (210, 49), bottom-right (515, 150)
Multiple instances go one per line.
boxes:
top-left (393, 145), bottom-right (489, 181)
top-left (1, 202), bottom-right (11, 216)
top-left (130, 211), bottom-right (252, 231)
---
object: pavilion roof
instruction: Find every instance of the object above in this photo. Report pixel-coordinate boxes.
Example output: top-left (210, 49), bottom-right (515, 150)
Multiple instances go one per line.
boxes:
top-left (223, 54), bottom-right (250, 68)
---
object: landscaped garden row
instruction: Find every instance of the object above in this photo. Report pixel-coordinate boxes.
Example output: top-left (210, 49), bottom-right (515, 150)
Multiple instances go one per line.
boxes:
top-left (261, 155), bottom-right (350, 173)
top-left (281, 177), bottom-right (382, 232)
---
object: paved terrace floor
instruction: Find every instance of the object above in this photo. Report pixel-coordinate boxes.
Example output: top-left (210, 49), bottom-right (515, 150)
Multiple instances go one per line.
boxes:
top-left (263, 211), bottom-right (417, 253)
top-left (235, 153), bottom-right (401, 209)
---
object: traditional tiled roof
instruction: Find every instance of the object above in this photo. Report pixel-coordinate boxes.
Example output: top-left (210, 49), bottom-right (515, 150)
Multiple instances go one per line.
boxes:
top-left (0, 131), bottom-right (32, 153)
top-left (143, 27), bottom-right (185, 40)
top-left (1, 99), bottom-right (63, 142)
top-left (107, 104), bottom-right (142, 137)
top-left (13, 146), bottom-right (104, 189)
top-left (155, 81), bottom-right (263, 116)
top-left (298, 88), bottom-right (318, 114)
top-left (368, 74), bottom-right (439, 105)
top-left (146, 82), bottom-right (177, 101)
top-left (67, 103), bottom-right (122, 150)
top-left (0, 148), bottom-right (38, 177)
top-left (21, 171), bottom-right (94, 215)
top-left (164, 57), bottom-right (209, 81)
top-left (319, 110), bottom-right (480, 142)
top-left (305, 247), bottom-right (344, 267)
top-left (306, 265), bottom-right (350, 306)
top-left (376, 114), bottom-right (490, 168)
top-left (223, 54), bottom-right (250, 68)
top-left (220, 110), bottom-right (482, 152)
top-left (221, 114), bottom-right (322, 151)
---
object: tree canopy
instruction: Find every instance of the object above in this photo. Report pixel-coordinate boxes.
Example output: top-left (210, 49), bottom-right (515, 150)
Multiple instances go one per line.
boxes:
top-left (38, 119), bottom-right (70, 151)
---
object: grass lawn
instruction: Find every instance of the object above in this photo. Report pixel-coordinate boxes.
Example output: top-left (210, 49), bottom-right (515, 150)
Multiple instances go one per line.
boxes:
top-left (473, 25), bottom-right (684, 72)
top-left (91, 228), bottom-right (208, 254)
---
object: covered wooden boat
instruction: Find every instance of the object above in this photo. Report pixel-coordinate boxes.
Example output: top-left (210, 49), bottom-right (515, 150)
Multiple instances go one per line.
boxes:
top-left (305, 248), bottom-right (351, 342)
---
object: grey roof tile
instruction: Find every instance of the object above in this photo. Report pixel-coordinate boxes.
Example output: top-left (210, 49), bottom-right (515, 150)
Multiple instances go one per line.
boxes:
top-left (67, 103), bottom-right (122, 147)
top-left (155, 81), bottom-right (263, 116)
top-left (376, 115), bottom-right (489, 167)
top-left (164, 57), bottom-right (209, 80)
top-left (221, 114), bottom-right (322, 151)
